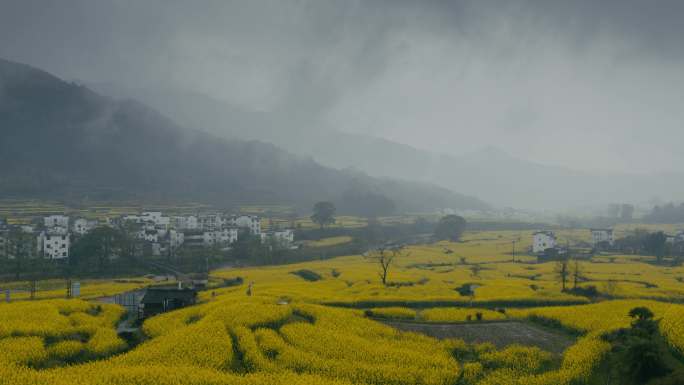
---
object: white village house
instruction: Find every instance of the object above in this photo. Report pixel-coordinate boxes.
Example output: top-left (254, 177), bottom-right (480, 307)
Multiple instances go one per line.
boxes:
top-left (532, 231), bottom-right (557, 254)
top-left (229, 215), bottom-right (261, 235)
top-left (37, 229), bottom-right (70, 259)
top-left (590, 228), bottom-right (614, 247)
top-left (202, 228), bottom-right (239, 247)
top-left (142, 229), bottom-right (159, 243)
top-left (44, 214), bottom-right (69, 229)
top-left (198, 213), bottom-right (224, 231)
top-left (167, 229), bottom-right (185, 249)
top-left (172, 215), bottom-right (199, 230)
top-left (141, 211), bottom-right (170, 228)
top-left (123, 212), bottom-right (170, 229)
top-left (2, 210), bottom-right (292, 261)
top-left (72, 218), bottom-right (97, 236)
top-left (261, 229), bottom-right (295, 246)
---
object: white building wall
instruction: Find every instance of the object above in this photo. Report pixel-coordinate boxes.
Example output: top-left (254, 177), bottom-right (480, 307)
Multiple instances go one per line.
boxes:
top-left (72, 218), bottom-right (94, 235)
top-left (143, 231), bottom-right (159, 243)
top-left (141, 212), bottom-right (170, 228)
top-left (202, 228), bottom-right (238, 246)
top-left (533, 231), bottom-right (556, 254)
top-left (123, 215), bottom-right (142, 224)
top-left (169, 229), bottom-right (185, 249)
top-left (591, 229), bottom-right (614, 246)
top-left (261, 229), bottom-right (294, 246)
top-left (40, 232), bottom-right (70, 259)
top-left (231, 215), bottom-right (261, 235)
top-left (44, 215), bottom-right (69, 229)
top-left (172, 216), bottom-right (199, 230)
top-left (199, 213), bottom-right (224, 231)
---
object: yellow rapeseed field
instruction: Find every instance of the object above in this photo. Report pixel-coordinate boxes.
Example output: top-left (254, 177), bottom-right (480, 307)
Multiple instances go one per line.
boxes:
top-left (2, 229), bottom-right (683, 384)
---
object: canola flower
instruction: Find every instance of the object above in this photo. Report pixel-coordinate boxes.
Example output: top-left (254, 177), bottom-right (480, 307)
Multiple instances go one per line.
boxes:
top-left (0, 299), bottom-right (126, 365)
top-left (508, 299), bottom-right (678, 334)
top-left (420, 307), bottom-right (506, 323)
top-left (3, 233), bottom-right (684, 384)
top-left (367, 306), bottom-right (417, 320)
top-left (660, 305), bottom-right (684, 356)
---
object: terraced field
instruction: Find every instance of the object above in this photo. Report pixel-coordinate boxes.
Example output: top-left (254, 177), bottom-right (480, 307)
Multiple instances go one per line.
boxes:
top-left (2, 229), bottom-right (683, 384)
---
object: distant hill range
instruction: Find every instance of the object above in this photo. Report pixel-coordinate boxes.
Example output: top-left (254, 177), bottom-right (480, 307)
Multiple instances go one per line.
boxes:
top-left (0, 58), bottom-right (488, 214)
top-left (88, 82), bottom-right (684, 209)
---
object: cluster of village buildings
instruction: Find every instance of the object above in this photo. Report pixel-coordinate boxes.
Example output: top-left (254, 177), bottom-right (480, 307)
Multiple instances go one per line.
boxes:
top-left (0, 212), bottom-right (295, 260)
top-left (532, 228), bottom-right (617, 255)
top-left (532, 228), bottom-right (684, 255)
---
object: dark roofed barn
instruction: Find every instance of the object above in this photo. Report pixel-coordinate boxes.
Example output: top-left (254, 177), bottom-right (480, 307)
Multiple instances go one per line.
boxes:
top-left (140, 287), bottom-right (197, 318)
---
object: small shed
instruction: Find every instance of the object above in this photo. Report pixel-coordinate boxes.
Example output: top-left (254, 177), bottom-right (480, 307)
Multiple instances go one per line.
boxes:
top-left (140, 287), bottom-right (197, 318)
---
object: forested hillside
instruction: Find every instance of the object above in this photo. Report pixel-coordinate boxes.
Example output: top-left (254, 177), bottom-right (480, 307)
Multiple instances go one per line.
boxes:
top-left (0, 58), bottom-right (487, 214)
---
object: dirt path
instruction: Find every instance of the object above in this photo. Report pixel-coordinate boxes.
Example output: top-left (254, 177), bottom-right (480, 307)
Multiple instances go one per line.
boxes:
top-left (383, 320), bottom-right (574, 354)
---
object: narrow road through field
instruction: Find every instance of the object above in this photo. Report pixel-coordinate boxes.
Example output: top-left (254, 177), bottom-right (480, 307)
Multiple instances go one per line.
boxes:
top-left (383, 320), bottom-right (574, 354)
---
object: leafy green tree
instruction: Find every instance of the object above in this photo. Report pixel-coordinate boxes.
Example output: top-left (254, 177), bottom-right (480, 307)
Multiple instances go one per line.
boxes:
top-left (311, 201), bottom-right (336, 230)
top-left (229, 232), bottom-right (270, 264)
top-left (434, 215), bottom-right (466, 241)
top-left (7, 227), bottom-right (34, 279)
top-left (644, 232), bottom-right (667, 263)
top-left (625, 307), bottom-right (669, 381)
top-left (629, 306), bottom-right (655, 321)
top-left (70, 226), bottom-right (125, 274)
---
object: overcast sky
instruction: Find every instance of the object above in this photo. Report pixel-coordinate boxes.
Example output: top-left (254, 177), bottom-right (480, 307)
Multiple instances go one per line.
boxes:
top-left (1, 0), bottom-right (683, 174)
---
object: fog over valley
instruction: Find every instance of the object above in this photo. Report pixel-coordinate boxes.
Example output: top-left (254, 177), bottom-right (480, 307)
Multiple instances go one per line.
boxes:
top-left (2, 0), bottom-right (684, 212)
top-left (4, 3), bottom-right (684, 385)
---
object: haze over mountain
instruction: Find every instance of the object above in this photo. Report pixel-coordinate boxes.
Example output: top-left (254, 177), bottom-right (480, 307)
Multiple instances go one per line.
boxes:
top-left (3, 1), bottom-right (684, 211)
top-left (88, 82), bottom-right (684, 210)
top-left (0, 58), bottom-right (487, 214)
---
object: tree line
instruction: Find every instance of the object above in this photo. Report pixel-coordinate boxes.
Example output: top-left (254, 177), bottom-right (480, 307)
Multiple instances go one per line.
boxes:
top-left (644, 202), bottom-right (684, 224)
top-left (613, 229), bottom-right (682, 264)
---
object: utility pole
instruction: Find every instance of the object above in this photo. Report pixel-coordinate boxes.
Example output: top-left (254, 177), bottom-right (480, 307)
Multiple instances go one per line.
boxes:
top-left (512, 240), bottom-right (517, 263)
top-left (30, 280), bottom-right (36, 300)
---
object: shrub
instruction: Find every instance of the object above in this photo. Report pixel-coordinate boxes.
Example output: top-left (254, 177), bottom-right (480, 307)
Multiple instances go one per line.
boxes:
top-left (223, 277), bottom-right (244, 287)
top-left (568, 285), bottom-right (598, 298)
top-left (456, 284), bottom-right (475, 297)
top-left (290, 269), bottom-right (322, 282)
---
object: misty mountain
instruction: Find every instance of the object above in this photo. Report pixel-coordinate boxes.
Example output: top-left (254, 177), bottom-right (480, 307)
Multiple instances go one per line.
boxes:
top-left (293, 137), bottom-right (684, 210)
top-left (0, 58), bottom-right (488, 214)
top-left (88, 82), bottom-right (684, 209)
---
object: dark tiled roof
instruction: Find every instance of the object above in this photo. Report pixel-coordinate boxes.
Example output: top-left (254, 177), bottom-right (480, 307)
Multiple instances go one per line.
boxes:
top-left (141, 287), bottom-right (197, 304)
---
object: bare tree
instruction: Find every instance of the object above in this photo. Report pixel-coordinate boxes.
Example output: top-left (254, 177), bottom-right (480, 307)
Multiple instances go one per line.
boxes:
top-left (603, 280), bottom-right (618, 297)
top-left (365, 246), bottom-right (407, 285)
top-left (555, 258), bottom-right (570, 291)
top-left (571, 259), bottom-right (584, 289)
top-left (469, 264), bottom-right (482, 278)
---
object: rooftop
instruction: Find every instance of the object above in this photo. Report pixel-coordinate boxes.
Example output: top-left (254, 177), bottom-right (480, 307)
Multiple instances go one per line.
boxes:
top-left (141, 287), bottom-right (197, 304)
